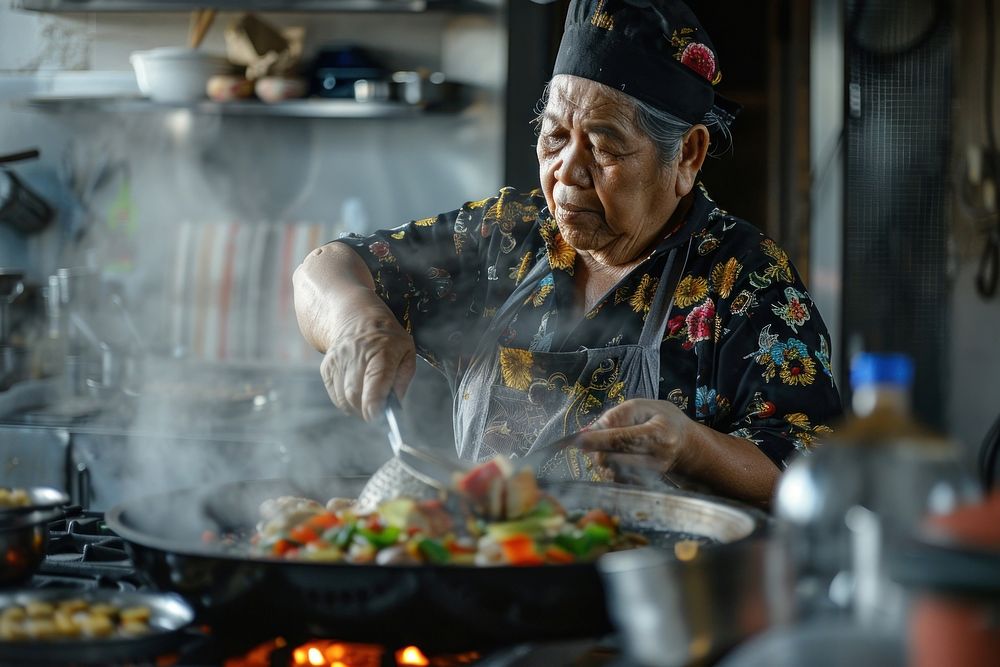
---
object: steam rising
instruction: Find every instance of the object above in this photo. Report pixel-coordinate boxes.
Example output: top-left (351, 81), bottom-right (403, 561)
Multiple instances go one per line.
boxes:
top-left (43, 107), bottom-right (471, 512)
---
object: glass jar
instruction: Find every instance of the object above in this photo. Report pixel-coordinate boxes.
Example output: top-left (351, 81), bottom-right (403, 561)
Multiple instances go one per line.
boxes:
top-left (773, 352), bottom-right (981, 625)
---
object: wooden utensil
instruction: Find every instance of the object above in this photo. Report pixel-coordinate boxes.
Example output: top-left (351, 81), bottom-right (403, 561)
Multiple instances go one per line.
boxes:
top-left (188, 9), bottom-right (217, 49)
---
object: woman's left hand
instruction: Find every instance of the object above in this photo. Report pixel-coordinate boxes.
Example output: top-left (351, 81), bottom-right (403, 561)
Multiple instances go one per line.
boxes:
top-left (574, 399), bottom-right (697, 483)
top-left (573, 398), bottom-right (780, 506)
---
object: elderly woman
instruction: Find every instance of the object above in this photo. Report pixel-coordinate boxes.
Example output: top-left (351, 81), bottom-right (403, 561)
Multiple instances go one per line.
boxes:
top-left (294, 0), bottom-right (841, 507)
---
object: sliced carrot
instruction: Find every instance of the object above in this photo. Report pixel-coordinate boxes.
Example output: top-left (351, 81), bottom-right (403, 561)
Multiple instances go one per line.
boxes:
top-left (500, 535), bottom-right (544, 566)
top-left (578, 509), bottom-right (615, 530)
top-left (273, 539), bottom-right (296, 556)
top-left (307, 513), bottom-right (340, 531)
top-left (289, 525), bottom-right (319, 544)
top-left (445, 537), bottom-right (477, 555)
top-left (544, 546), bottom-right (576, 564)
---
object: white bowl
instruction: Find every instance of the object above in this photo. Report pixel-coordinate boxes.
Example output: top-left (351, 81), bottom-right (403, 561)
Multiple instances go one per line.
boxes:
top-left (130, 47), bottom-right (230, 103)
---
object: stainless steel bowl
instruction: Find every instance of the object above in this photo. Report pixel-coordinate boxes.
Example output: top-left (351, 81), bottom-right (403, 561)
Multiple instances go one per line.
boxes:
top-left (0, 508), bottom-right (62, 587)
top-left (596, 491), bottom-right (775, 667)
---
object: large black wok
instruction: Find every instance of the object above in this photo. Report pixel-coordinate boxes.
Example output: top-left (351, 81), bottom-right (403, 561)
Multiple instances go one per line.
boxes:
top-left (105, 477), bottom-right (767, 650)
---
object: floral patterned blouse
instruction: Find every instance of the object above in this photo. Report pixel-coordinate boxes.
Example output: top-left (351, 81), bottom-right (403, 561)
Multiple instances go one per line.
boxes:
top-left (335, 184), bottom-right (843, 468)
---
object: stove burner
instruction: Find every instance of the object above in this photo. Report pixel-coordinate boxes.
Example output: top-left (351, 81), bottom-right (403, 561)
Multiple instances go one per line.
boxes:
top-left (28, 573), bottom-right (138, 592)
top-left (32, 506), bottom-right (142, 590)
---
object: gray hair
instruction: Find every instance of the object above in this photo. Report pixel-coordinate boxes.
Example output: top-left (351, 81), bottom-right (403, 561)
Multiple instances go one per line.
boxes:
top-left (533, 81), bottom-right (733, 167)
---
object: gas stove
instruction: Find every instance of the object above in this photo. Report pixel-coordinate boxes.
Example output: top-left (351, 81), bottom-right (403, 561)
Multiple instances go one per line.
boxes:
top-left (33, 509), bottom-right (140, 591)
top-left (20, 509), bottom-right (626, 667)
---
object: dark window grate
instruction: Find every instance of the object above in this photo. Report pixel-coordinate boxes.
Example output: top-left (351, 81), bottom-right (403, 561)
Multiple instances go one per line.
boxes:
top-left (844, 0), bottom-right (952, 427)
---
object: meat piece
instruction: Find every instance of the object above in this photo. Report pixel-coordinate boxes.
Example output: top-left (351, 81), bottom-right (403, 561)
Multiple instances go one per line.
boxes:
top-left (504, 468), bottom-right (541, 520)
top-left (455, 458), bottom-right (511, 503)
top-left (325, 497), bottom-right (354, 513)
top-left (259, 496), bottom-right (323, 521)
top-left (375, 544), bottom-right (420, 565)
top-left (473, 536), bottom-right (505, 566)
top-left (411, 499), bottom-right (453, 537)
top-left (256, 496), bottom-right (324, 536)
top-left (457, 458), bottom-right (541, 521)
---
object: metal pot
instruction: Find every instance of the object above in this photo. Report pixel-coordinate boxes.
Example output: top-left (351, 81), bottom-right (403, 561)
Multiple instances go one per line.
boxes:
top-left (391, 70), bottom-right (459, 108)
top-left (599, 516), bottom-right (779, 666)
top-left (0, 507), bottom-right (63, 587)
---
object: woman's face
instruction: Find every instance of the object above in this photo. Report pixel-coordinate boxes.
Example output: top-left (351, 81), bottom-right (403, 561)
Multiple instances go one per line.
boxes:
top-left (537, 75), bottom-right (694, 267)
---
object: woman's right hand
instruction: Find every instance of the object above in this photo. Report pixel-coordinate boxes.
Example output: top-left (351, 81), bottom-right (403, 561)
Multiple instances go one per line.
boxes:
top-left (293, 242), bottom-right (416, 423)
top-left (319, 296), bottom-right (416, 422)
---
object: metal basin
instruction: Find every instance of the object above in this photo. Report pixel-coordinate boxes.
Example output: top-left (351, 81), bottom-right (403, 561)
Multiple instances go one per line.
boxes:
top-left (599, 529), bottom-right (778, 667)
top-left (0, 508), bottom-right (62, 587)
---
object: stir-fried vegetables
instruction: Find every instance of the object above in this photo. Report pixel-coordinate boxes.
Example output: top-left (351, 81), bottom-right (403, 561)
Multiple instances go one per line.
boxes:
top-left (252, 457), bottom-right (647, 566)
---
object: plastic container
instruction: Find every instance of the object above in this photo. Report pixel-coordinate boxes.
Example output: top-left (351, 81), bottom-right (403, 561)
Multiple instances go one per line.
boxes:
top-left (773, 353), bottom-right (980, 624)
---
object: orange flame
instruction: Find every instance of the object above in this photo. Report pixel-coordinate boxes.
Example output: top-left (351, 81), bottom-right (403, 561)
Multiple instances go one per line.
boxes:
top-left (224, 638), bottom-right (480, 667)
top-left (286, 640), bottom-right (383, 667)
top-left (396, 646), bottom-right (430, 666)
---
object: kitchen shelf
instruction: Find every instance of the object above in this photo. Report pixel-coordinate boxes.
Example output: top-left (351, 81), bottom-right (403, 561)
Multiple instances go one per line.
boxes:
top-left (21, 95), bottom-right (463, 118)
top-left (16, 0), bottom-right (496, 13)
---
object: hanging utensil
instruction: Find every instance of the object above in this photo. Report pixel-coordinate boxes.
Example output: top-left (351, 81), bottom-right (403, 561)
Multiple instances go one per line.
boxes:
top-left (0, 147), bottom-right (52, 236)
top-left (976, 226), bottom-right (999, 298)
top-left (0, 150), bottom-right (39, 166)
top-left (188, 9), bottom-right (217, 50)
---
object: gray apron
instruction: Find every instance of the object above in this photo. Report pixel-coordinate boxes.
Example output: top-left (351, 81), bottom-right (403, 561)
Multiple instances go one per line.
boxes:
top-left (454, 237), bottom-right (694, 480)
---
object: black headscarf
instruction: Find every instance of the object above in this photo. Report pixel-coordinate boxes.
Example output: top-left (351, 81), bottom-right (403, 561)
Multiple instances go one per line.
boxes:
top-left (553, 0), bottom-right (740, 128)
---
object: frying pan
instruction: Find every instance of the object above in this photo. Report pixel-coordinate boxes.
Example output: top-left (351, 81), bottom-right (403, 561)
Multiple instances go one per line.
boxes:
top-left (0, 589), bottom-right (194, 664)
top-left (106, 477), bottom-right (768, 650)
top-left (0, 487), bottom-right (69, 518)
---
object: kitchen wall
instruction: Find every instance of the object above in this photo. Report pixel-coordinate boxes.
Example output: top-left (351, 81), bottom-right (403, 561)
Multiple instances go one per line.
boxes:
top-left (0, 1), bottom-right (506, 360)
top-left (0, 2), bottom-right (507, 488)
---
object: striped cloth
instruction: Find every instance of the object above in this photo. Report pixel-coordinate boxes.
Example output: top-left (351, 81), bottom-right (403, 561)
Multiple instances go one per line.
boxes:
top-left (170, 221), bottom-right (344, 364)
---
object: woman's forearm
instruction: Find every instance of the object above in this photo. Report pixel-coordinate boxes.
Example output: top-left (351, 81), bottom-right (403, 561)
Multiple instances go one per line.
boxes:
top-left (679, 423), bottom-right (780, 508)
top-left (295, 242), bottom-right (417, 420)
top-left (292, 242), bottom-right (379, 353)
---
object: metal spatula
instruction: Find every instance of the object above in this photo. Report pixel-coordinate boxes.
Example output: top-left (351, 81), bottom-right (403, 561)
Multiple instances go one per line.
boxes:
top-left (354, 394), bottom-right (467, 514)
